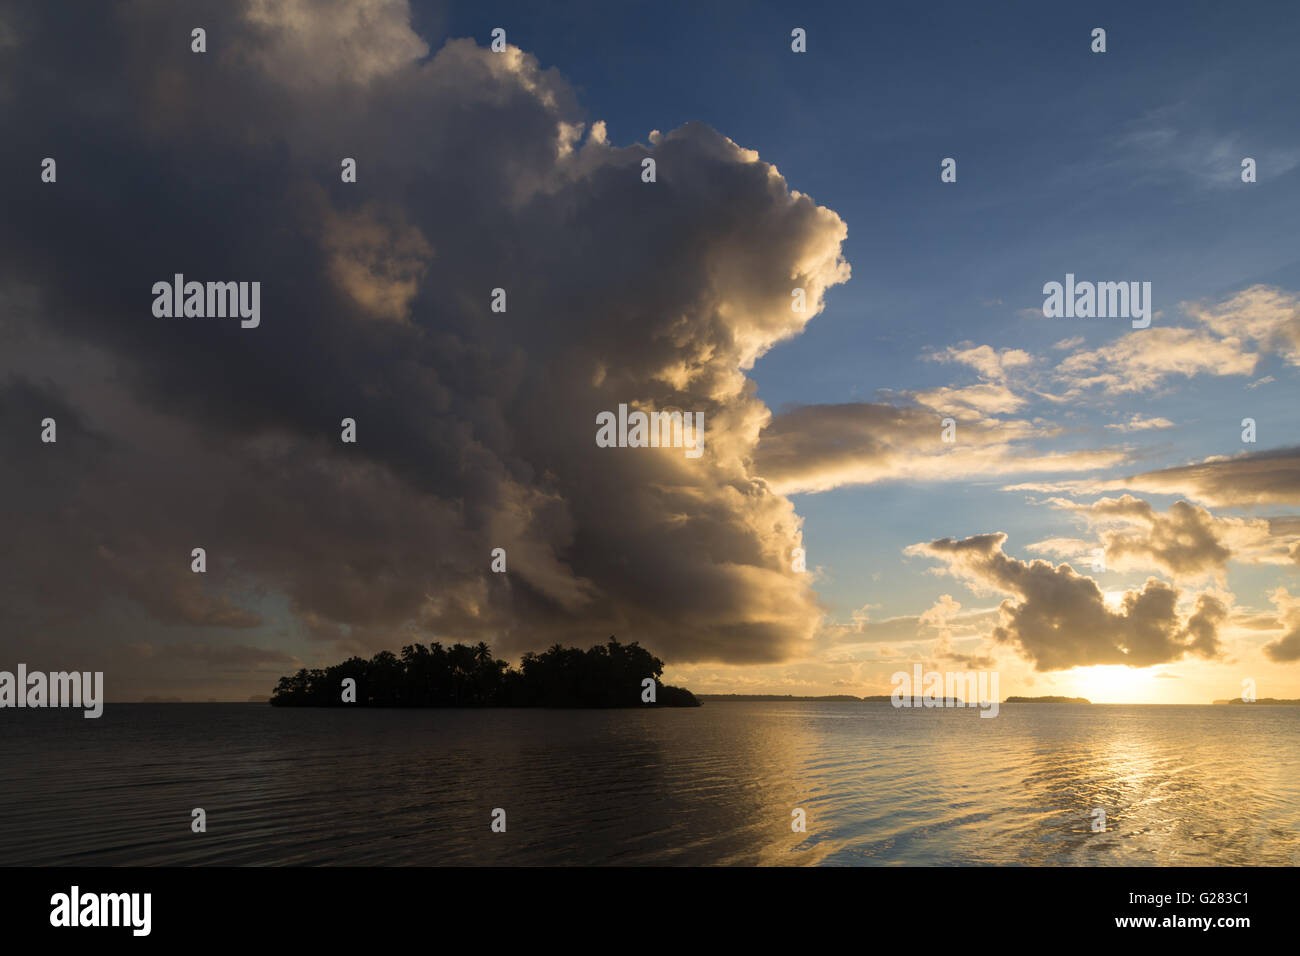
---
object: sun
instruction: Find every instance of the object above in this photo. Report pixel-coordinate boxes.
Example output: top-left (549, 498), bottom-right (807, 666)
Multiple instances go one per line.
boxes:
top-left (1066, 665), bottom-right (1154, 703)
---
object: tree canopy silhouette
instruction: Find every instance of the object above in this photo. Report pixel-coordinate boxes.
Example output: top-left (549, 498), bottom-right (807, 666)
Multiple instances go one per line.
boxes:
top-left (270, 637), bottom-right (700, 708)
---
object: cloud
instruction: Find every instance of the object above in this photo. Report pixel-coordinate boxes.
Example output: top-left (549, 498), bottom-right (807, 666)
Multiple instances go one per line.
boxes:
top-left (1004, 447), bottom-right (1300, 509)
top-left (318, 202), bottom-right (434, 322)
top-left (905, 533), bottom-right (1226, 670)
top-left (925, 344), bottom-right (1033, 383)
top-left (1263, 588), bottom-right (1300, 663)
top-left (1102, 105), bottom-right (1300, 191)
top-left (0, 1), bottom-right (853, 668)
top-left (1122, 448), bottom-right (1300, 507)
top-left (128, 641), bottom-right (298, 671)
top-left (1106, 413), bottom-right (1175, 432)
top-left (241, 0), bottom-right (432, 90)
top-left (754, 401), bottom-right (1129, 495)
top-left (1040, 494), bottom-right (1300, 582)
top-left (1183, 285), bottom-right (1300, 366)
top-left (918, 594), bottom-right (998, 667)
top-left (1056, 325), bottom-right (1258, 394)
top-left (910, 382), bottom-right (1027, 417)
top-left (826, 596), bottom-right (998, 650)
top-left (1181, 593), bottom-right (1230, 659)
top-left (1054, 286), bottom-right (1300, 394)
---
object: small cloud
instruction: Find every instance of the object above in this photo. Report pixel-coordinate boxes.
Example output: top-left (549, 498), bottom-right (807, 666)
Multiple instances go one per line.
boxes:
top-left (1106, 413), bottom-right (1176, 432)
top-left (925, 343), bottom-right (1033, 383)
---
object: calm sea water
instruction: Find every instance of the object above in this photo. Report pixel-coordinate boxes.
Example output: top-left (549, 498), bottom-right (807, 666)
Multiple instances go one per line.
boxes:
top-left (1, 702), bottom-right (1297, 866)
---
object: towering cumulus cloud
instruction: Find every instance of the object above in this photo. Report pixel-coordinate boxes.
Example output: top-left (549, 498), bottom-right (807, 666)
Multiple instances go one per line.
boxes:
top-left (0, 0), bottom-right (849, 672)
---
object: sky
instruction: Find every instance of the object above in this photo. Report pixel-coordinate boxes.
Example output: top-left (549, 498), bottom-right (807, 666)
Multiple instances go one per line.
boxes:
top-left (1, 0), bottom-right (1298, 704)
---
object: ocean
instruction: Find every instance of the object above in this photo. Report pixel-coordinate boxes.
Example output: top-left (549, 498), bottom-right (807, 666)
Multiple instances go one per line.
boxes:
top-left (2, 701), bottom-right (1296, 865)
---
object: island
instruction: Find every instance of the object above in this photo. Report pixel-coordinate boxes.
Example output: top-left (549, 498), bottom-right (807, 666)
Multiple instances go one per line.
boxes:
top-left (1003, 696), bottom-right (1091, 704)
top-left (270, 637), bottom-right (699, 708)
top-left (1213, 697), bottom-right (1300, 705)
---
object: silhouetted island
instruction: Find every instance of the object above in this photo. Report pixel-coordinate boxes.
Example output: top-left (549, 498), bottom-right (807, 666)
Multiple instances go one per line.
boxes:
top-left (1213, 697), bottom-right (1300, 705)
top-left (1003, 696), bottom-right (1091, 704)
top-left (270, 638), bottom-right (700, 708)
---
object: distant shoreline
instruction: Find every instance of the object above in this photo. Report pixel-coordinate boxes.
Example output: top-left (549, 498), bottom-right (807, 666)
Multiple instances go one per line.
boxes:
top-left (1003, 696), bottom-right (1091, 704)
top-left (697, 693), bottom-right (1091, 704)
top-left (1213, 698), bottom-right (1300, 705)
top-left (103, 697), bottom-right (1300, 706)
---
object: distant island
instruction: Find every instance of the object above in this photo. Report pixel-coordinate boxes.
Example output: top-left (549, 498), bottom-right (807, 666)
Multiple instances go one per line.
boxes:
top-left (701, 693), bottom-right (1099, 705)
top-left (1003, 696), bottom-right (1091, 704)
top-left (271, 638), bottom-right (699, 708)
top-left (700, 694), bottom-right (871, 702)
top-left (1213, 698), bottom-right (1300, 705)
top-left (699, 693), bottom-right (967, 705)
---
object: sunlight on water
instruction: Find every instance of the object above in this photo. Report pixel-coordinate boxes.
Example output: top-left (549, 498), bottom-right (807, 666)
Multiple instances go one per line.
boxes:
top-left (1, 702), bottom-right (1297, 865)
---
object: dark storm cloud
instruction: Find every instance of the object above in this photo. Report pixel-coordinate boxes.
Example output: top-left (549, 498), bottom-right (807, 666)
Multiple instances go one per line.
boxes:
top-left (0, 0), bottom-right (851, 668)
